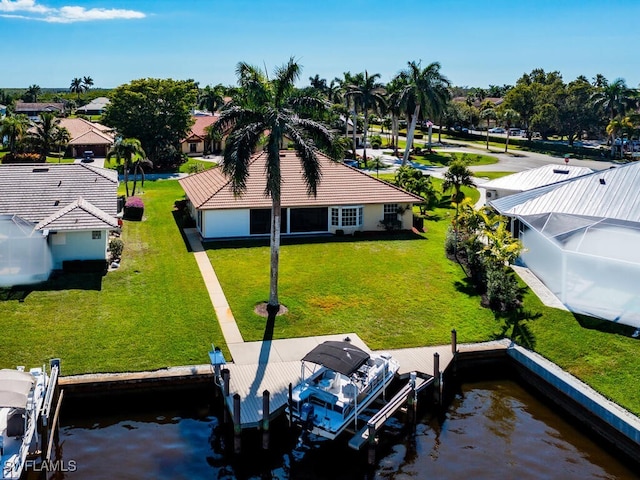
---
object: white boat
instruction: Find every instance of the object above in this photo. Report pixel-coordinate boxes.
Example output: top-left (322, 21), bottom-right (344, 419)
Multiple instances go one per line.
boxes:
top-left (289, 341), bottom-right (399, 440)
top-left (0, 366), bottom-right (48, 480)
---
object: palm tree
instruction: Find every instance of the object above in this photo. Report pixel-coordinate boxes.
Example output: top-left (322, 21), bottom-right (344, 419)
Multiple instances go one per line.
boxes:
top-left (346, 71), bottom-right (386, 167)
top-left (106, 138), bottom-right (146, 197)
top-left (396, 61), bottom-right (451, 166)
top-left (52, 126), bottom-right (71, 162)
top-left (335, 72), bottom-right (360, 153)
top-left (591, 78), bottom-right (637, 155)
top-left (83, 76), bottom-right (94, 92)
top-left (0, 115), bottom-right (29, 154)
top-left (502, 108), bottom-right (520, 153)
top-left (70, 77), bottom-right (84, 100)
top-left (210, 57), bottom-right (335, 315)
top-left (442, 158), bottom-right (476, 218)
top-left (199, 84), bottom-right (226, 112)
top-left (32, 112), bottom-right (59, 161)
top-left (480, 107), bottom-right (496, 150)
top-left (24, 84), bottom-right (41, 103)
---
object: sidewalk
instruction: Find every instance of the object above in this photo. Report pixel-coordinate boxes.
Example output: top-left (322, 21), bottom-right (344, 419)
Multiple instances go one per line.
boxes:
top-left (183, 228), bottom-right (244, 346)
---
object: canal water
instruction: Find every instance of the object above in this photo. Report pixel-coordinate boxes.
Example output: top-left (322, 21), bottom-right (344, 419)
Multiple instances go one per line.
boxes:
top-left (48, 379), bottom-right (639, 479)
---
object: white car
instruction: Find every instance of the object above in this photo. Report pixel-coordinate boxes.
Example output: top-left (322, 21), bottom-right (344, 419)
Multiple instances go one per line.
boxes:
top-left (488, 127), bottom-right (505, 133)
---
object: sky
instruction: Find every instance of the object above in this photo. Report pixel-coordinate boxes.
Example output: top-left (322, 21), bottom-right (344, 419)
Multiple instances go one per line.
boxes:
top-left (1, 0), bottom-right (639, 90)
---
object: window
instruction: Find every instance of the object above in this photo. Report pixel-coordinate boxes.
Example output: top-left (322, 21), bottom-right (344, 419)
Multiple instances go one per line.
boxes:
top-left (331, 206), bottom-right (363, 228)
top-left (331, 208), bottom-right (339, 226)
top-left (384, 204), bottom-right (398, 223)
top-left (92, 231), bottom-right (102, 240)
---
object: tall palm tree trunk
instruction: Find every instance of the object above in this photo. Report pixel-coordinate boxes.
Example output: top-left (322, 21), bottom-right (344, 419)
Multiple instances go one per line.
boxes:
top-left (362, 111), bottom-right (369, 168)
top-left (268, 197), bottom-right (282, 313)
top-left (402, 105), bottom-right (420, 166)
top-left (351, 108), bottom-right (358, 158)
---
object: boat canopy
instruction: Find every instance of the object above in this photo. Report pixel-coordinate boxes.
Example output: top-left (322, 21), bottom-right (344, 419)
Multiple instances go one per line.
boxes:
top-left (302, 341), bottom-right (370, 376)
top-left (0, 369), bottom-right (35, 409)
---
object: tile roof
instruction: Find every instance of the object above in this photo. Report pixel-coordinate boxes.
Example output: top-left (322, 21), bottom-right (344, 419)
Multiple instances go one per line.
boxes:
top-left (57, 118), bottom-right (114, 144)
top-left (68, 128), bottom-right (114, 145)
top-left (36, 197), bottom-right (119, 231)
top-left (184, 115), bottom-right (220, 140)
top-left (490, 162), bottom-right (640, 223)
top-left (482, 164), bottom-right (593, 192)
top-left (76, 97), bottom-right (110, 112)
top-left (15, 102), bottom-right (64, 112)
top-left (0, 164), bottom-right (119, 230)
top-left (179, 150), bottom-right (423, 210)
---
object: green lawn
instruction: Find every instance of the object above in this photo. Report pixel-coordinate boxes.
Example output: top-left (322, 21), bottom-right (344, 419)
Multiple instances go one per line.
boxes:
top-left (0, 178), bottom-right (638, 415)
top-left (0, 180), bottom-right (226, 375)
top-left (472, 171), bottom-right (515, 180)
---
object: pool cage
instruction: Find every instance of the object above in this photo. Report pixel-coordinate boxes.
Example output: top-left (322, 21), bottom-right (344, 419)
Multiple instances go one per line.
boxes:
top-left (0, 214), bottom-right (52, 287)
top-left (518, 212), bottom-right (640, 328)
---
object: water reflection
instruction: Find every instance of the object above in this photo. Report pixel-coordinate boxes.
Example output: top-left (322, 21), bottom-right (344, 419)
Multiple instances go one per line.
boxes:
top-left (47, 380), bottom-right (638, 479)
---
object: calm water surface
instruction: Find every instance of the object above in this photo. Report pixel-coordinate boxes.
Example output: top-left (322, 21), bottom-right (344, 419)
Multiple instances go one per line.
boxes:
top-left (51, 380), bottom-right (639, 479)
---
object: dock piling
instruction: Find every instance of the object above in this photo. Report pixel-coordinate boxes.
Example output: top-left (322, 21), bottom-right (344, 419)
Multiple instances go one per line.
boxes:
top-left (262, 390), bottom-right (270, 450)
top-left (433, 352), bottom-right (441, 406)
top-left (367, 424), bottom-right (376, 465)
top-left (407, 372), bottom-right (417, 427)
top-left (288, 383), bottom-right (293, 428)
top-left (451, 329), bottom-right (457, 354)
top-left (233, 393), bottom-right (241, 454)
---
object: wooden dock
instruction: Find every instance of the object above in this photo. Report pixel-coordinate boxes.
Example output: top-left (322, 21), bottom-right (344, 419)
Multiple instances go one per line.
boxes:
top-left (217, 332), bottom-right (458, 431)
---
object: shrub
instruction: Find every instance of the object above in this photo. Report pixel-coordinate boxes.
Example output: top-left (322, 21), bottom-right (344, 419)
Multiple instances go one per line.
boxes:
top-left (109, 238), bottom-right (124, 259)
top-left (1, 153), bottom-right (43, 164)
top-left (485, 265), bottom-right (521, 312)
top-left (370, 135), bottom-right (382, 149)
top-left (124, 196), bottom-right (144, 221)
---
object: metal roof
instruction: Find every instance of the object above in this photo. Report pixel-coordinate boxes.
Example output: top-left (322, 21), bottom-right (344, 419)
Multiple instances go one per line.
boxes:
top-left (490, 162), bottom-right (640, 223)
top-left (482, 164), bottom-right (593, 193)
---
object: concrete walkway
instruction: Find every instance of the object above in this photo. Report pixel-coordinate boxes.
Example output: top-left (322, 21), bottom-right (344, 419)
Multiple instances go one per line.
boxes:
top-left (184, 228), bottom-right (244, 346)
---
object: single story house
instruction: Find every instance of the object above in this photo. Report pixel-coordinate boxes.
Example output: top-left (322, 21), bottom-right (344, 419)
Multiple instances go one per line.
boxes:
top-left (181, 115), bottom-right (221, 156)
top-left (15, 102), bottom-right (65, 120)
top-left (75, 97), bottom-right (110, 116)
top-left (490, 162), bottom-right (640, 328)
top-left (0, 164), bottom-right (119, 286)
top-left (179, 150), bottom-right (423, 239)
top-left (56, 118), bottom-right (115, 157)
top-left (481, 164), bottom-right (593, 203)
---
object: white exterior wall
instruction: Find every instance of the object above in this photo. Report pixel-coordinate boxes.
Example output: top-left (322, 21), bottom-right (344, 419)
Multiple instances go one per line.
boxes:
top-left (202, 209), bottom-right (250, 238)
top-left (49, 230), bottom-right (109, 269)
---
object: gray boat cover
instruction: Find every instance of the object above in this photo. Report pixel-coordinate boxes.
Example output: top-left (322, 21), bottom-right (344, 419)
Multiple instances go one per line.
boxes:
top-left (0, 369), bottom-right (35, 409)
top-left (302, 341), bottom-right (369, 376)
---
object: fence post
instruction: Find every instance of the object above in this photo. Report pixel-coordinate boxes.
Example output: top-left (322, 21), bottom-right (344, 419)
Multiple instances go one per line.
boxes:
top-left (262, 390), bottom-right (270, 450)
top-left (233, 393), bottom-right (241, 454)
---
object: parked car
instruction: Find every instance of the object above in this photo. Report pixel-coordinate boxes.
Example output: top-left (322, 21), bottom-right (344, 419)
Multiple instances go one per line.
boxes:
top-left (488, 127), bottom-right (505, 133)
top-left (508, 128), bottom-right (520, 136)
top-left (82, 150), bottom-right (95, 163)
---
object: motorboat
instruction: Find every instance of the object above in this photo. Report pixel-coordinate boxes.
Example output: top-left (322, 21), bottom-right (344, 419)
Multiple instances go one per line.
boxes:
top-left (288, 341), bottom-right (399, 440)
top-left (0, 366), bottom-right (48, 480)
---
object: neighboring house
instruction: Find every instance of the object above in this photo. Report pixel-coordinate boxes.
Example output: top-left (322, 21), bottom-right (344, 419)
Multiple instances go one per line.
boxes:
top-left (490, 162), bottom-right (640, 328)
top-left (179, 150), bottom-right (422, 239)
top-left (15, 101), bottom-right (65, 120)
top-left (181, 115), bottom-right (221, 156)
top-left (0, 164), bottom-right (119, 286)
top-left (481, 164), bottom-right (593, 203)
top-left (75, 97), bottom-right (110, 116)
top-left (56, 118), bottom-right (115, 157)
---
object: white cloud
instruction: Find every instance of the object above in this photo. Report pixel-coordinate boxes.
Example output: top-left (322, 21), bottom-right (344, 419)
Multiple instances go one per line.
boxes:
top-left (0, 0), bottom-right (145, 22)
top-left (46, 6), bottom-right (146, 23)
top-left (0, 0), bottom-right (50, 13)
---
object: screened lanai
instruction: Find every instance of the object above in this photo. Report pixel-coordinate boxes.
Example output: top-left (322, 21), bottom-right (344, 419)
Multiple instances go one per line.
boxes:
top-left (519, 212), bottom-right (640, 328)
top-left (0, 214), bottom-right (51, 287)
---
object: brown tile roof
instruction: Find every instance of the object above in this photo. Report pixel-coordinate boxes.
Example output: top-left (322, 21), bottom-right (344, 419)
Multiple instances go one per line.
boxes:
top-left (57, 118), bottom-right (114, 144)
top-left (184, 115), bottom-right (219, 141)
top-left (179, 150), bottom-right (423, 210)
top-left (68, 129), bottom-right (114, 146)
